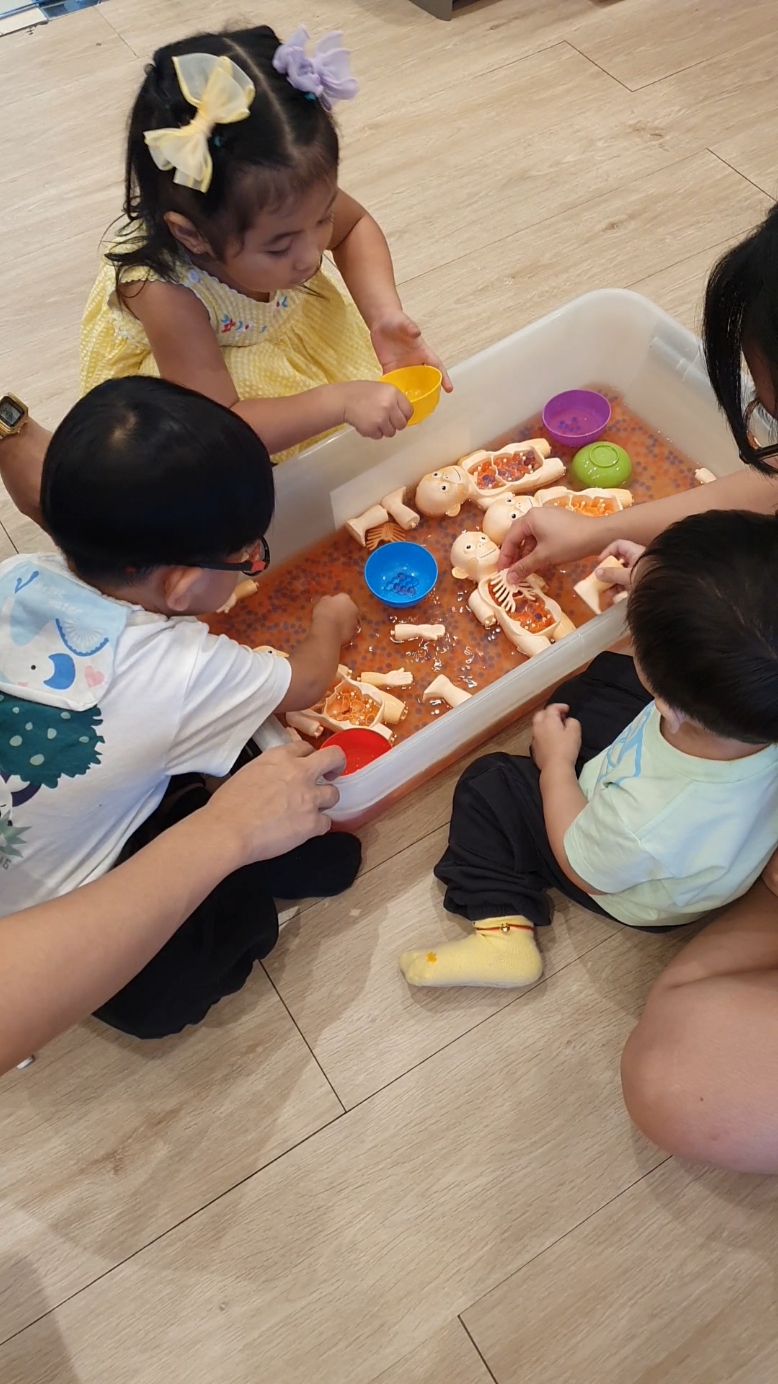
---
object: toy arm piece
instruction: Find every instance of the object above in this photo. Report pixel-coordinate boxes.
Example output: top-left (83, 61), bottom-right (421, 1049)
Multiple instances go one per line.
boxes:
top-left (381, 488), bottom-right (420, 530)
top-left (254, 645), bottom-right (290, 659)
top-left (345, 504), bottom-right (390, 547)
top-left (422, 675), bottom-right (472, 709)
top-left (468, 589), bottom-right (497, 627)
top-left (573, 555), bottom-right (625, 615)
top-left (392, 623), bottom-right (446, 641)
top-left (217, 577), bottom-right (260, 614)
top-left (285, 710), bottom-right (325, 737)
top-left (363, 684), bottom-right (406, 725)
top-left (360, 668), bottom-right (414, 688)
top-left (695, 467), bottom-right (717, 485)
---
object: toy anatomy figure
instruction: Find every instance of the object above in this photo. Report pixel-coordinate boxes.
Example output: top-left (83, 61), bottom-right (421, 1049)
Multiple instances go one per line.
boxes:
top-left (345, 488), bottom-right (420, 549)
top-left (450, 531), bottom-right (500, 582)
top-left (468, 573), bottom-right (575, 656)
top-left (482, 494), bottom-right (536, 545)
top-left (414, 440), bottom-right (565, 518)
top-left (286, 673), bottom-right (394, 740)
top-left (533, 486), bottom-right (633, 517)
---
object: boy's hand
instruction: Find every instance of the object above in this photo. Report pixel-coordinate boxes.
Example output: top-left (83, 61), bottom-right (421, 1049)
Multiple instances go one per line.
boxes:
top-left (370, 312), bottom-right (453, 392)
top-left (312, 593), bottom-right (359, 647)
top-left (595, 539), bottom-right (646, 589)
top-left (531, 704), bottom-right (582, 771)
top-left (339, 381), bottom-right (413, 439)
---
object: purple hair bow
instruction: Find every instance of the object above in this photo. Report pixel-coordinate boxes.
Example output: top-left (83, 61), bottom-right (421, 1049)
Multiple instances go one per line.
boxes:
top-left (273, 27), bottom-right (359, 111)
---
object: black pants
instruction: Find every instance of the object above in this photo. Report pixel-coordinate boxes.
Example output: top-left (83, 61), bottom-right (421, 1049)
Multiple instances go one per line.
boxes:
top-left (435, 653), bottom-right (661, 931)
top-left (94, 774), bottom-right (361, 1040)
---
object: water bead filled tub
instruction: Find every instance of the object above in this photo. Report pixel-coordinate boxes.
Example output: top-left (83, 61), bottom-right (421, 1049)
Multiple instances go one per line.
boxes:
top-left (209, 290), bottom-right (744, 826)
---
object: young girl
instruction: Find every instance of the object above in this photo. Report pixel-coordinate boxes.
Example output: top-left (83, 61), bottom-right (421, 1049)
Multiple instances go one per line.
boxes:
top-left (80, 25), bottom-right (450, 463)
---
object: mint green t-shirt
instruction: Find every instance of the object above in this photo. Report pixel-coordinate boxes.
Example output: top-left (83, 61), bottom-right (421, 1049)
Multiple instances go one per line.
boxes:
top-left (564, 703), bottom-right (778, 928)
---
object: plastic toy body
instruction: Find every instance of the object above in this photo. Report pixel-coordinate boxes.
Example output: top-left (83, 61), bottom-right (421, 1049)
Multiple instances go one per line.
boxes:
top-left (468, 574), bottom-right (574, 656)
top-left (450, 531), bottom-right (501, 582)
top-left (533, 485), bottom-right (632, 517)
top-left (481, 494), bottom-right (536, 545)
top-left (414, 440), bottom-right (565, 517)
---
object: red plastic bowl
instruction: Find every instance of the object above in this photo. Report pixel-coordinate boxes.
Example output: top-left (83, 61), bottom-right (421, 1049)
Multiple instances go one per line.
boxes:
top-left (326, 727), bottom-right (392, 775)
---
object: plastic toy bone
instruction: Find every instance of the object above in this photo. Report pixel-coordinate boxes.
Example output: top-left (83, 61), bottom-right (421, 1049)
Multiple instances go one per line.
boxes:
top-left (450, 531), bottom-right (501, 582)
top-left (481, 494), bottom-right (536, 545)
top-left (392, 623), bottom-right (446, 642)
top-left (422, 675), bottom-right (472, 708)
top-left (533, 486), bottom-right (633, 517)
top-left (468, 573), bottom-right (574, 656)
top-left (414, 439), bottom-right (565, 518)
top-left (345, 487), bottom-right (420, 549)
top-left (573, 555), bottom-right (628, 615)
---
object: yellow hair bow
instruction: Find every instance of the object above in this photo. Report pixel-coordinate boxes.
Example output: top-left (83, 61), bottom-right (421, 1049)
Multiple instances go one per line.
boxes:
top-left (144, 53), bottom-right (255, 194)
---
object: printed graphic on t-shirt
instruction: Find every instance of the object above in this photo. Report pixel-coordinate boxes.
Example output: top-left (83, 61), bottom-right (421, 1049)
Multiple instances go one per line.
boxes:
top-left (593, 701), bottom-right (652, 789)
top-left (0, 692), bottom-right (104, 868)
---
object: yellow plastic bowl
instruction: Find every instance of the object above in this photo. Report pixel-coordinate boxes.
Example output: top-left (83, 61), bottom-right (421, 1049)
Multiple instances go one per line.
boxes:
top-left (380, 364), bottom-right (442, 426)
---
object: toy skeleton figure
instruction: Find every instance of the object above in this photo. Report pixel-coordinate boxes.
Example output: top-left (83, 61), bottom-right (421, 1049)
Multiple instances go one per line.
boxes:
top-left (414, 440), bottom-right (565, 518)
top-left (468, 573), bottom-right (575, 656)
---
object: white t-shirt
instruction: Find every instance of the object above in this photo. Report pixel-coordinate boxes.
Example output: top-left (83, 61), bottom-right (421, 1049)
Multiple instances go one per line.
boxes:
top-left (0, 554), bottom-right (291, 914)
top-left (564, 702), bottom-right (778, 927)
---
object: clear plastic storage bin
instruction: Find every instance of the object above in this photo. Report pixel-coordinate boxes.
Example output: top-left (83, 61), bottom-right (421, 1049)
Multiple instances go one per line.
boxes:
top-left (255, 289), bottom-right (743, 825)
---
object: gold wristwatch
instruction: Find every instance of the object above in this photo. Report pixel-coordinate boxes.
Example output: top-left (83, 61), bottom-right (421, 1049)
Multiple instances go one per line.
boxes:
top-left (0, 393), bottom-right (29, 441)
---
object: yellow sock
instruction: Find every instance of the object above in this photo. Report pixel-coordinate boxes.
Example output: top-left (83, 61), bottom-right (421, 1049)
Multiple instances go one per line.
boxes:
top-left (399, 918), bottom-right (543, 989)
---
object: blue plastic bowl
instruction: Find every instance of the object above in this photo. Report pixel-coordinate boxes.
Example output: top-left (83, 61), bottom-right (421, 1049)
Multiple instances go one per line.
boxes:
top-left (364, 541), bottom-right (438, 609)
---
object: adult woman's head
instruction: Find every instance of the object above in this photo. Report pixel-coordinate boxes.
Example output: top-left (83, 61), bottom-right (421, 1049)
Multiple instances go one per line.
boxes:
top-left (111, 25), bottom-right (356, 296)
top-left (703, 203), bottom-right (778, 471)
top-left (42, 377), bottom-right (275, 611)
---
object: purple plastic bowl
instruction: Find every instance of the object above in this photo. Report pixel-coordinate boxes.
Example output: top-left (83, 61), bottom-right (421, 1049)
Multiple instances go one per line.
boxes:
top-left (541, 390), bottom-right (611, 449)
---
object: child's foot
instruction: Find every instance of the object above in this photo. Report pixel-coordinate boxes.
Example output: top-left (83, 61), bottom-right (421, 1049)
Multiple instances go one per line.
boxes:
top-left (399, 918), bottom-right (543, 988)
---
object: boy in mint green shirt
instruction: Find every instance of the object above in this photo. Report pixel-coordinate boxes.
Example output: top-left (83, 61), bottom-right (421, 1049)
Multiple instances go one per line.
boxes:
top-left (402, 510), bottom-right (778, 989)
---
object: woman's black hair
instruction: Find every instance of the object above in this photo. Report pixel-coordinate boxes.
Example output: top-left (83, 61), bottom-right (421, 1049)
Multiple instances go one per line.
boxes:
top-left (703, 203), bottom-right (778, 471)
top-left (628, 510), bottom-right (778, 744)
top-left (41, 377), bottom-right (275, 584)
top-left (109, 25), bottom-right (339, 283)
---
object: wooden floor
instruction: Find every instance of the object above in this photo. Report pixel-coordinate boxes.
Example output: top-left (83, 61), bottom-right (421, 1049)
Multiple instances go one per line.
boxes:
top-left (2, 0), bottom-right (778, 1379)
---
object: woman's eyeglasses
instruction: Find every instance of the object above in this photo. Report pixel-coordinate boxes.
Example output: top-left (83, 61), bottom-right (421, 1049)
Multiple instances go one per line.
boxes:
top-left (741, 397), bottom-right (778, 465)
top-left (201, 536), bottom-right (271, 578)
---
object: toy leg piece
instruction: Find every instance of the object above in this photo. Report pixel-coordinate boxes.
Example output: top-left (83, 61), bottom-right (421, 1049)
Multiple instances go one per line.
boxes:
top-left (345, 504), bottom-right (390, 547)
top-left (360, 668), bottom-right (414, 688)
top-left (423, 675), bottom-right (472, 708)
top-left (381, 488), bottom-right (420, 530)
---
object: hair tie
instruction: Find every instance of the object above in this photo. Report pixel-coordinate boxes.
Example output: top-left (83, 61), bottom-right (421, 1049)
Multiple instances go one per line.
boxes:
top-left (272, 27), bottom-right (358, 111)
top-left (144, 53), bottom-right (255, 194)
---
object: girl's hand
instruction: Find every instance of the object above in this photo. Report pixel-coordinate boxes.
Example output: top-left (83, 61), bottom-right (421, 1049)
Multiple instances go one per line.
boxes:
top-left (370, 312), bottom-right (453, 392)
top-left (339, 381), bottom-right (413, 439)
top-left (498, 506), bottom-right (606, 583)
top-left (531, 704), bottom-right (582, 771)
top-left (594, 539), bottom-right (646, 589)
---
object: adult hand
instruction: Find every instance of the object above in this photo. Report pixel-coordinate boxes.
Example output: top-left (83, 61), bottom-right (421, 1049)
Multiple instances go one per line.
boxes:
top-left (595, 539), bottom-right (646, 589)
top-left (498, 507), bottom-right (605, 583)
top-left (206, 742), bottom-right (346, 864)
top-left (370, 312), bottom-right (453, 392)
top-left (531, 704), bottom-right (582, 772)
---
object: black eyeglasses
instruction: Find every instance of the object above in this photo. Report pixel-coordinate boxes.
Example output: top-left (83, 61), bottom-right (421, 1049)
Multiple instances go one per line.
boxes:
top-left (740, 397), bottom-right (778, 465)
top-left (200, 536), bottom-right (271, 578)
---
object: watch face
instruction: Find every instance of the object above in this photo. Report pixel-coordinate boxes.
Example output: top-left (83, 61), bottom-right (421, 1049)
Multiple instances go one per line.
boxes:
top-left (0, 397), bottom-right (24, 429)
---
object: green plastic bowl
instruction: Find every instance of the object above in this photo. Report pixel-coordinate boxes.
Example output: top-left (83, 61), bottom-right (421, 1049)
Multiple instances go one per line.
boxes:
top-left (571, 441), bottom-right (632, 488)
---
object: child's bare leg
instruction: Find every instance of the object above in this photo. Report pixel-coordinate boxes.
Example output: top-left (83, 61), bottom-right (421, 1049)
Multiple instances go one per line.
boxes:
top-left (621, 881), bottom-right (778, 1172)
top-left (0, 416), bottom-right (49, 529)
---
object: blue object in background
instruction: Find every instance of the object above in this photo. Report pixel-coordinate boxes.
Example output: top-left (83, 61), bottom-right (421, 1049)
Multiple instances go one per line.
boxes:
top-left (364, 542), bottom-right (438, 609)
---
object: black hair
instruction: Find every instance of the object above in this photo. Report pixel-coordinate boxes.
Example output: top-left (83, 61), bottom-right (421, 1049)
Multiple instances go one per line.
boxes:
top-left (41, 377), bottom-right (275, 584)
top-left (109, 25), bottom-right (339, 283)
top-left (703, 203), bottom-right (778, 471)
top-left (628, 510), bottom-right (778, 744)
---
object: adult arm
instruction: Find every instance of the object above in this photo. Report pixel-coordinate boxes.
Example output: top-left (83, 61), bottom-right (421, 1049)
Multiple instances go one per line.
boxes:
top-left (501, 466), bottom-right (778, 582)
top-left (0, 415), bottom-right (51, 528)
top-left (0, 742), bottom-right (344, 1074)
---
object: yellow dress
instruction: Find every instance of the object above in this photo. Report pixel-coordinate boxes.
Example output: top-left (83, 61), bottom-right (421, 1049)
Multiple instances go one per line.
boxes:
top-left (80, 236), bottom-right (381, 462)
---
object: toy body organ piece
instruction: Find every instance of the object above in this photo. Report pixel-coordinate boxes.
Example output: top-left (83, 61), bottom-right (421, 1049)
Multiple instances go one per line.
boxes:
top-left (346, 488), bottom-right (420, 549)
top-left (286, 674), bottom-right (395, 741)
top-left (414, 440), bottom-right (565, 518)
top-left (468, 573), bottom-right (575, 656)
top-left (533, 486), bottom-right (633, 516)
